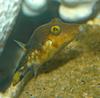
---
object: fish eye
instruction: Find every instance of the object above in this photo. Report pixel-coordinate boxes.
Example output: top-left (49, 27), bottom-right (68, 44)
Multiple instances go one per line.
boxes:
top-left (50, 25), bottom-right (61, 35)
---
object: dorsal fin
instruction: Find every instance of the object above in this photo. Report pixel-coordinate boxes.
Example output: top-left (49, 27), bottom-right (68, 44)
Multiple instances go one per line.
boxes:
top-left (50, 18), bottom-right (63, 26)
top-left (14, 40), bottom-right (27, 51)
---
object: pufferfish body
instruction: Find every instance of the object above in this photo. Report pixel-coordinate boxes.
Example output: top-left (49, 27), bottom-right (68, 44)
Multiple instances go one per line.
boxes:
top-left (13, 18), bottom-right (80, 85)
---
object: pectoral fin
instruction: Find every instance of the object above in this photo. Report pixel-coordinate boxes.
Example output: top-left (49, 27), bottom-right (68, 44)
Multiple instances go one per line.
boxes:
top-left (31, 64), bottom-right (40, 77)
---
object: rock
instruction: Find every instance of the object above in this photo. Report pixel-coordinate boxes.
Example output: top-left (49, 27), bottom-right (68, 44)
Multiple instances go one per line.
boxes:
top-left (0, 0), bottom-right (22, 55)
top-left (58, 0), bottom-right (98, 22)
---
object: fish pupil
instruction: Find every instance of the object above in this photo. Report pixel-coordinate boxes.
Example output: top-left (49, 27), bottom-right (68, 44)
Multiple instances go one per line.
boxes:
top-left (53, 27), bottom-right (58, 31)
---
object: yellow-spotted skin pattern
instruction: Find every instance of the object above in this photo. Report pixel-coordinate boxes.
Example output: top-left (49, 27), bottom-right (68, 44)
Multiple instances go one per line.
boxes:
top-left (26, 18), bottom-right (80, 66)
top-left (13, 18), bottom-right (80, 84)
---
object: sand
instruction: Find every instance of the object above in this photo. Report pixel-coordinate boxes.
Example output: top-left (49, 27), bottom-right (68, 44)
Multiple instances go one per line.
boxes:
top-left (19, 50), bottom-right (100, 98)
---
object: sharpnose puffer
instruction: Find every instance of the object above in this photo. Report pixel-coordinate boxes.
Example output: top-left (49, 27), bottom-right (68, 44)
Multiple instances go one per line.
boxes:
top-left (13, 18), bottom-right (80, 85)
top-left (3, 18), bottom-right (100, 98)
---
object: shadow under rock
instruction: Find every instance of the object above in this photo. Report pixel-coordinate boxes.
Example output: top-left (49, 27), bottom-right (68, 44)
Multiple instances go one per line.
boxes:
top-left (39, 48), bottom-right (81, 75)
